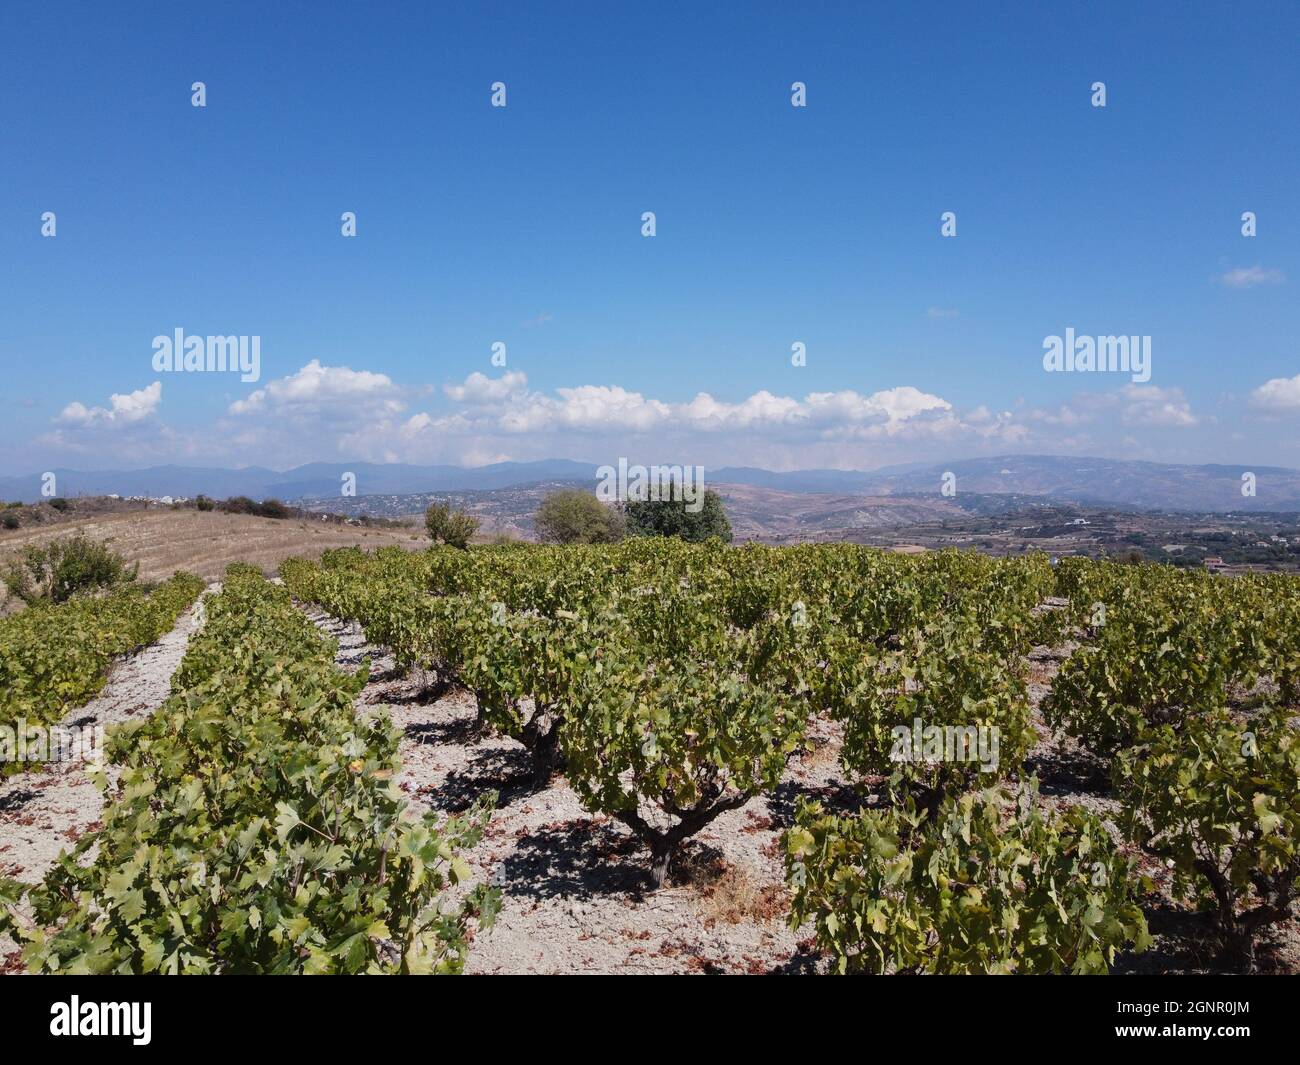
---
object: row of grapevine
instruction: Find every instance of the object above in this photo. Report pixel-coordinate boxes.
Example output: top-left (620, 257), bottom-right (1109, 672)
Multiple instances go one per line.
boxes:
top-left (0, 565), bottom-right (497, 974)
top-left (282, 541), bottom-right (1298, 971)
top-left (283, 543), bottom-right (821, 885)
top-left (1043, 558), bottom-right (1300, 968)
top-left (280, 544), bottom-right (1055, 880)
top-left (0, 572), bottom-right (205, 734)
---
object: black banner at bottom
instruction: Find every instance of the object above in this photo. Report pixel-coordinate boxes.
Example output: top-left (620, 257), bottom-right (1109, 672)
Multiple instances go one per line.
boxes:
top-left (0, 974), bottom-right (1283, 1051)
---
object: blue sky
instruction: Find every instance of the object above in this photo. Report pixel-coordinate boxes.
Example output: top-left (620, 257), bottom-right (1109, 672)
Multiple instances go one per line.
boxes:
top-left (2, 0), bottom-right (1297, 476)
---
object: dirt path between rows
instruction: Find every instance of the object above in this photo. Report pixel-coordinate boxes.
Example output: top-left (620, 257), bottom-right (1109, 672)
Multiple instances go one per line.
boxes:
top-left (0, 585), bottom-right (217, 971)
top-left (299, 605), bottom-right (841, 974)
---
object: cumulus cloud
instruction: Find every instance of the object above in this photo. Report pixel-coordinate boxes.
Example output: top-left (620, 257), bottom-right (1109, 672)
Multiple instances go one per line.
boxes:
top-left (33, 364), bottom-right (1236, 474)
top-left (1251, 374), bottom-right (1300, 412)
top-left (229, 360), bottom-right (404, 416)
top-left (58, 381), bottom-right (162, 427)
top-left (427, 373), bottom-right (961, 441)
top-left (1216, 265), bottom-right (1285, 289)
top-left (443, 370), bottom-right (529, 404)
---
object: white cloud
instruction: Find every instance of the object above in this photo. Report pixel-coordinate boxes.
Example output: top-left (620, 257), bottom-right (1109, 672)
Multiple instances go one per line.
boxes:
top-left (1029, 386), bottom-right (1197, 430)
top-left (925, 307), bottom-right (960, 319)
top-left (1119, 385), bottom-right (1198, 427)
top-left (1251, 374), bottom-right (1300, 412)
top-left (443, 370), bottom-right (529, 404)
top-left (229, 359), bottom-right (404, 416)
top-left (432, 376), bottom-right (957, 440)
top-left (1216, 265), bottom-right (1285, 289)
top-left (33, 366), bottom-right (1240, 474)
top-left (58, 381), bottom-right (162, 427)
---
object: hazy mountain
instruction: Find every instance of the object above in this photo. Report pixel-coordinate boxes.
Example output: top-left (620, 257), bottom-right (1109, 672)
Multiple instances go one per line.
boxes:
top-left (852, 456), bottom-right (1300, 512)
top-left (0, 460), bottom-right (598, 503)
top-left (2, 455), bottom-right (1298, 512)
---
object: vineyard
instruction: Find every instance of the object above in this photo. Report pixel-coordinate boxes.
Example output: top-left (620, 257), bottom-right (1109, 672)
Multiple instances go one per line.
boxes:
top-left (3, 541), bottom-right (1298, 973)
top-left (0, 573), bottom-right (204, 741)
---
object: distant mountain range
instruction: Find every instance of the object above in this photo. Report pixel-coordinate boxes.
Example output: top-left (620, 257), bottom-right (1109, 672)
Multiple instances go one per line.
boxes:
top-left (3, 455), bottom-right (1299, 512)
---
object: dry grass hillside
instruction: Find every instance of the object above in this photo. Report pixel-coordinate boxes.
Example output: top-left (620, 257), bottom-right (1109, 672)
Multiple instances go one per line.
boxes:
top-left (0, 509), bottom-right (424, 612)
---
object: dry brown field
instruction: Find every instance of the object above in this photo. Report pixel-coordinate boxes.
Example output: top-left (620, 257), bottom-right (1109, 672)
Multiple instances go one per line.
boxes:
top-left (0, 509), bottom-right (425, 612)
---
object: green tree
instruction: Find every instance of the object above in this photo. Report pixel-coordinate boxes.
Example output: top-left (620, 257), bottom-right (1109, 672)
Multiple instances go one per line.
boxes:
top-left (1, 533), bottom-right (138, 604)
top-left (425, 501), bottom-right (479, 549)
top-left (625, 487), bottom-right (732, 543)
top-left (534, 490), bottom-right (625, 544)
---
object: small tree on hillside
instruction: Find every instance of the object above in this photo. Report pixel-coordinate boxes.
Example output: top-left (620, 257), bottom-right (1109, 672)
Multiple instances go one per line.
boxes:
top-left (1, 533), bottom-right (137, 604)
top-left (625, 487), bottom-right (732, 543)
top-left (425, 501), bottom-right (479, 549)
top-left (534, 490), bottom-right (626, 544)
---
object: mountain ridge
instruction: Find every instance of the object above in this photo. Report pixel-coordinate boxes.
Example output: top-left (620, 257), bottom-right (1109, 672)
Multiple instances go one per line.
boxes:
top-left (3, 455), bottom-right (1298, 512)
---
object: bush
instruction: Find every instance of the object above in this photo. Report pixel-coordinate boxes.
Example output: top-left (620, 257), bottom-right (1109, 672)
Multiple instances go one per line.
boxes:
top-left (1, 513), bottom-right (18, 530)
top-left (195, 494), bottom-right (215, 512)
top-left (1115, 706), bottom-right (1300, 970)
top-left (786, 783), bottom-right (1150, 974)
top-left (47, 498), bottom-right (70, 512)
top-left (534, 490), bottom-right (625, 544)
top-left (425, 502), bottom-right (478, 549)
top-left (1, 533), bottom-right (138, 605)
top-left (217, 496), bottom-right (292, 520)
top-left (1043, 581), bottom-right (1265, 756)
top-left (625, 487), bottom-right (732, 543)
top-left (562, 619), bottom-right (810, 886)
top-left (818, 616), bottom-right (1036, 816)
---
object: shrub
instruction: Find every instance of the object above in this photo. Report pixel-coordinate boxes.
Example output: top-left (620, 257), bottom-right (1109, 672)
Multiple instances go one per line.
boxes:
top-left (625, 487), bottom-right (732, 543)
top-left (1043, 582), bottom-right (1265, 756)
top-left (195, 494), bottom-right (215, 512)
top-left (425, 501), bottom-right (478, 549)
top-left (534, 490), bottom-right (625, 544)
top-left (815, 615), bottom-right (1036, 816)
top-left (562, 620), bottom-right (810, 886)
top-left (1, 533), bottom-right (138, 604)
top-left (47, 498), bottom-right (70, 512)
top-left (257, 498), bottom-right (289, 520)
top-left (1115, 706), bottom-right (1300, 970)
top-left (1, 513), bottom-right (18, 530)
top-left (785, 783), bottom-right (1150, 974)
